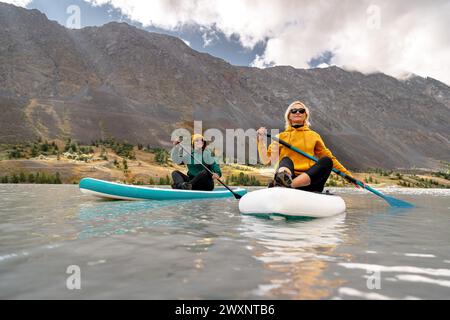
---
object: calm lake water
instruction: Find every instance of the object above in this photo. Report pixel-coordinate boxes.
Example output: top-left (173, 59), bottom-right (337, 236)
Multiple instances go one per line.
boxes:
top-left (0, 184), bottom-right (449, 300)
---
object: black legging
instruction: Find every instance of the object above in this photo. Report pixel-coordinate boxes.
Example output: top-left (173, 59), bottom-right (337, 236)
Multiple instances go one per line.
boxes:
top-left (171, 170), bottom-right (215, 191)
top-left (277, 156), bottom-right (333, 192)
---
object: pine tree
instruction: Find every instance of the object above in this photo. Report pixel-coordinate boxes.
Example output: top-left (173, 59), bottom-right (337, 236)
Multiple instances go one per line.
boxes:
top-left (55, 172), bottom-right (62, 184)
top-left (70, 143), bottom-right (77, 153)
top-left (41, 141), bottom-right (49, 153)
top-left (39, 172), bottom-right (46, 184)
top-left (11, 174), bottom-right (19, 184)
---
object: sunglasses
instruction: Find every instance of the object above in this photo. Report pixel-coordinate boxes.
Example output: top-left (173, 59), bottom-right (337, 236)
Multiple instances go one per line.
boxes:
top-left (290, 108), bottom-right (306, 115)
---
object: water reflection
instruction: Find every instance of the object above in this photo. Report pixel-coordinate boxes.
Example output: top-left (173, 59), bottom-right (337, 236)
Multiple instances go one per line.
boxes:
top-left (78, 200), bottom-right (181, 220)
top-left (240, 214), bottom-right (348, 299)
top-left (1, 185), bottom-right (449, 299)
top-left (77, 200), bottom-right (183, 239)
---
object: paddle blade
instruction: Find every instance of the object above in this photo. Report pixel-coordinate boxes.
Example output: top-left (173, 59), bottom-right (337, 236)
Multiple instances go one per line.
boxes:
top-left (233, 193), bottom-right (243, 200)
top-left (383, 195), bottom-right (415, 208)
top-left (363, 184), bottom-right (415, 208)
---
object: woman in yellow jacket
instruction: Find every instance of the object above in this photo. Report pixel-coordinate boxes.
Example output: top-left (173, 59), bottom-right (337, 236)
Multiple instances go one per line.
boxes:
top-left (257, 101), bottom-right (355, 192)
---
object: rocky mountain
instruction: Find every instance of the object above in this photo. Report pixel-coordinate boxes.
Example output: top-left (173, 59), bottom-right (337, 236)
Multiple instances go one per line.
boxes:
top-left (1, 2), bottom-right (449, 170)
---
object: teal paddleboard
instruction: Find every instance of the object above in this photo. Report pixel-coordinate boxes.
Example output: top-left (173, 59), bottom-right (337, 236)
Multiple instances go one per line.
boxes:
top-left (79, 178), bottom-right (247, 200)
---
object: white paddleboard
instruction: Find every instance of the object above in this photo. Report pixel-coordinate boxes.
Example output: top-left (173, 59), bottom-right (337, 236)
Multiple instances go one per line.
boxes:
top-left (239, 187), bottom-right (346, 218)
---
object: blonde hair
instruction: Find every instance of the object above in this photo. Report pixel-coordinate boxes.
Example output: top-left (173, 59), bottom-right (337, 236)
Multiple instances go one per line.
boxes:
top-left (284, 101), bottom-right (311, 129)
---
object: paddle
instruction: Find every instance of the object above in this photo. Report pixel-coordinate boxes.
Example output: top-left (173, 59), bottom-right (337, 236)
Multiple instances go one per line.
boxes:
top-left (176, 143), bottom-right (242, 200)
top-left (266, 133), bottom-right (414, 208)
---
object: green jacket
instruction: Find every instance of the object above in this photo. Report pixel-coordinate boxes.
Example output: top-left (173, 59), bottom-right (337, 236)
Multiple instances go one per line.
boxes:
top-left (171, 145), bottom-right (222, 178)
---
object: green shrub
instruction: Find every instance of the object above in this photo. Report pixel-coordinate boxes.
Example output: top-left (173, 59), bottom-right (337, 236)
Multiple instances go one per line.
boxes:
top-left (0, 172), bottom-right (64, 184)
top-left (153, 148), bottom-right (169, 164)
top-left (228, 172), bottom-right (261, 186)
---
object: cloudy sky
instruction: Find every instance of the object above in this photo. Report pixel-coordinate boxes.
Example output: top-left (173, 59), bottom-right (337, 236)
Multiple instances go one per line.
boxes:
top-left (4, 0), bottom-right (450, 85)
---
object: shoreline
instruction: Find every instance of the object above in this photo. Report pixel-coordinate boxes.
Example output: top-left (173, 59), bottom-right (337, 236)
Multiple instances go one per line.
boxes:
top-left (1, 141), bottom-right (449, 188)
top-left (1, 183), bottom-right (449, 191)
top-left (1, 157), bottom-right (449, 189)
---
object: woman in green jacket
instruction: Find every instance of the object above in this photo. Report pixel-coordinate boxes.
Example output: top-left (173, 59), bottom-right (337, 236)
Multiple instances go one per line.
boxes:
top-left (171, 134), bottom-right (221, 191)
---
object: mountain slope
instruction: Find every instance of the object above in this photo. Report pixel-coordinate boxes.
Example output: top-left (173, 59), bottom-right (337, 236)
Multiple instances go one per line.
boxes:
top-left (1, 2), bottom-right (449, 170)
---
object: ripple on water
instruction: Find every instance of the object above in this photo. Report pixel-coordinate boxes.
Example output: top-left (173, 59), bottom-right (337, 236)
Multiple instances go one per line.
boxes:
top-left (1, 184), bottom-right (449, 299)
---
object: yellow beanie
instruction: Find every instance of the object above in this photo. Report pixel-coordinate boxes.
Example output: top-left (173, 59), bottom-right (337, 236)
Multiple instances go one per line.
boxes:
top-left (191, 134), bottom-right (204, 143)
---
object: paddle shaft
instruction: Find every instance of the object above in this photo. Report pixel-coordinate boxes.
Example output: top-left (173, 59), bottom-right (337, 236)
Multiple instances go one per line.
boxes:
top-left (266, 133), bottom-right (414, 208)
top-left (177, 143), bottom-right (242, 199)
top-left (267, 133), bottom-right (362, 185)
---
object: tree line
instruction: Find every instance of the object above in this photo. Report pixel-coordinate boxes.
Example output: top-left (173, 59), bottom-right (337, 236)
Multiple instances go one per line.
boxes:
top-left (226, 172), bottom-right (262, 186)
top-left (1, 172), bottom-right (62, 184)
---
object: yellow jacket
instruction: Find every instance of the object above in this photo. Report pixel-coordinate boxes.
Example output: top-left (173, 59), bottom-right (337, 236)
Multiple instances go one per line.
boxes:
top-left (259, 125), bottom-right (352, 177)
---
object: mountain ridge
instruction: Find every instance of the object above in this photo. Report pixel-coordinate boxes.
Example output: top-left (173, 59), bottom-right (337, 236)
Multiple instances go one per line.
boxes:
top-left (1, 2), bottom-right (449, 170)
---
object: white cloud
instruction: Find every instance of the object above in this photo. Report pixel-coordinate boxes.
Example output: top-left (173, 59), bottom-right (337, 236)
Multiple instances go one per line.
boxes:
top-left (250, 54), bottom-right (273, 69)
top-left (83, 0), bottom-right (450, 84)
top-left (201, 28), bottom-right (219, 47)
top-left (2, 0), bottom-right (33, 7)
top-left (84, 0), bottom-right (295, 47)
top-left (201, 32), bottom-right (213, 47)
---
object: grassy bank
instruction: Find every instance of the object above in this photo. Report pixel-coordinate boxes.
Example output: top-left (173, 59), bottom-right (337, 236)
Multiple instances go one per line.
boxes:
top-left (0, 139), bottom-right (449, 188)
